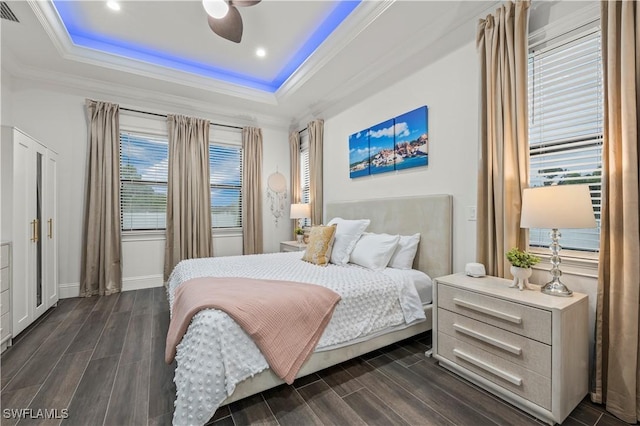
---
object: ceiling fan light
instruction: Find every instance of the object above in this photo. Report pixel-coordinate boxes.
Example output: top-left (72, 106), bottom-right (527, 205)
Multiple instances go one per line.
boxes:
top-left (202, 0), bottom-right (229, 19)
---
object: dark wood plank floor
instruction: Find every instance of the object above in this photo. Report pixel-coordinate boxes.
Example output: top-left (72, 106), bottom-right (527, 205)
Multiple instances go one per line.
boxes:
top-left (1, 289), bottom-right (626, 426)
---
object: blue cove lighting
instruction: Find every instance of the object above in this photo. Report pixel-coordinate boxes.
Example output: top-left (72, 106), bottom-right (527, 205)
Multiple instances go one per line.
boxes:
top-left (52, 1), bottom-right (362, 93)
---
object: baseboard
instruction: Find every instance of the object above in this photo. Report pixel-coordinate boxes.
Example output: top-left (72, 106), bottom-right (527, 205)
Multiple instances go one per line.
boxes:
top-left (122, 274), bottom-right (164, 291)
top-left (59, 283), bottom-right (80, 299)
top-left (58, 275), bottom-right (164, 299)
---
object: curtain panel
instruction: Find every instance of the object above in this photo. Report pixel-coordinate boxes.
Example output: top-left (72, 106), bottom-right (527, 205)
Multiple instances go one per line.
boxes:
top-left (308, 119), bottom-right (324, 226)
top-left (80, 99), bottom-right (122, 296)
top-left (476, 0), bottom-right (530, 278)
top-left (289, 131), bottom-right (301, 232)
top-left (242, 127), bottom-right (264, 255)
top-left (593, 1), bottom-right (640, 422)
top-left (164, 114), bottom-right (213, 280)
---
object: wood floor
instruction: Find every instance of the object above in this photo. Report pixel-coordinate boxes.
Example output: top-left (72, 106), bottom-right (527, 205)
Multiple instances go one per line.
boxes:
top-left (0, 289), bottom-right (626, 426)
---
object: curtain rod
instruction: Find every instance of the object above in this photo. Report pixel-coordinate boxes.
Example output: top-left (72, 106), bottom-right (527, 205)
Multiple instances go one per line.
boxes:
top-left (298, 127), bottom-right (308, 135)
top-left (120, 107), bottom-right (244, 130)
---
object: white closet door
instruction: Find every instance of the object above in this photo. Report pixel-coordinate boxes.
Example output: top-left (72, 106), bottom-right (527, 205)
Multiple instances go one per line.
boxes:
top-left (32, 143), bottom-right (47, 320)
top-left (11, 131), bottom-right (35, 336)
top-left (45, 150), bottom-right (58, 308)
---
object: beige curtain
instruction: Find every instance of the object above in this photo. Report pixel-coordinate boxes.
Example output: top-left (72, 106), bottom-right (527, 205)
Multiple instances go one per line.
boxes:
top-left (289, 131), bottom-right (301, 231)
top-left (476, 0), bottom-right (530, 278)
top-left (593, 1), bottom-right (640, 422)
top-left (308, 119), bottom-right (324, 225)
top-left (242, 127), bottom-right (263, 255)
top-left (164, 115), bottom-right (212, 280)
top-left (80, 99), bottom-right (122, 296)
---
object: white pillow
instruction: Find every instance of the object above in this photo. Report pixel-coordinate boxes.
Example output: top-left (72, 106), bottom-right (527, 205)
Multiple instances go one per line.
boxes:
top-left (388, 233), bottom-right (421, 269)
top-left (350, 233), bottom-right (401, 271)
top-left (327, 217), bottom-right (370, 265)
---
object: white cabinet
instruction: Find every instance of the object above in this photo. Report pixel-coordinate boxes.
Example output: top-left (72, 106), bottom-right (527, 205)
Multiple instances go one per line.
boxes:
top-left (1, 127), bottom-right (58, 337)
top-left (1, 242), bottom-right (11, 352)
top-left (433, 273), bottom-right (588, 425)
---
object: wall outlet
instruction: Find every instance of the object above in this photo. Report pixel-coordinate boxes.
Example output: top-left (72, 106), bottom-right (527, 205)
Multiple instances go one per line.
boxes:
top-left (467, 206), bottom-right (477, 221)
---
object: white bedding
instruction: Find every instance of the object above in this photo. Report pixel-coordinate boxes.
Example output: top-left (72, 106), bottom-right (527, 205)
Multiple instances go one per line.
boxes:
top-left (166, 251), bottom-right (426, 425)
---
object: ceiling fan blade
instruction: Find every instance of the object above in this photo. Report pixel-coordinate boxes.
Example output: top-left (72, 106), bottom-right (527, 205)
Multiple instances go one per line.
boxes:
top-left (230, 0), bottom-right (260, 7)
top-left (208, 5), bottom-right (243, 43)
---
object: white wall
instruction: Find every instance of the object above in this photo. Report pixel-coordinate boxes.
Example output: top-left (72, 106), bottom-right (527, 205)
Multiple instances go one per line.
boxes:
top-left (323, 41), bottom-right (479, 273)
top-left (323, 0), bottom-right (599, 371)
top-left (2, 78), bottom-right (291, 296)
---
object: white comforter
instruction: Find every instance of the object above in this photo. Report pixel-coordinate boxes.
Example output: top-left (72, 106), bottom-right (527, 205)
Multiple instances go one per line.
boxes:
top-left (166, 251), bottom-right (426, 426)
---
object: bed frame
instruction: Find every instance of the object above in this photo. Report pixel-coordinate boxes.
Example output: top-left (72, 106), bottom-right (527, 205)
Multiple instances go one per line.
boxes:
top-left (221, 194), bottom-right (453, 405)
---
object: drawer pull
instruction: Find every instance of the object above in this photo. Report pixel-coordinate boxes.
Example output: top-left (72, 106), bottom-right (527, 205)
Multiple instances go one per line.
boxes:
top-left (453, 324), bottom-right (522, 355)
top-left (453, 349), bottom-right (523, 386)
top-left (453, 298), bottom-right (522, 324)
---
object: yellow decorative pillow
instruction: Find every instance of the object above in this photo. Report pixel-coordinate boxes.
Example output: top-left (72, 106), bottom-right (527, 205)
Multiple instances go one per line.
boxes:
top-left (302, 224), bottom-right (337, 266)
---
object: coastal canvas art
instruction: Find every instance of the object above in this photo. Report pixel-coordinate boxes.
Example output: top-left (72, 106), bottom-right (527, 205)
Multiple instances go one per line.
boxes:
top-left (349, 131), bottom-right (369, 178)
top-left (348, 105), bottom-right (429, 178)
top-left (394, 106), bottom-right (428, 170)
top-left (368, 119), bottom-right (396, 175)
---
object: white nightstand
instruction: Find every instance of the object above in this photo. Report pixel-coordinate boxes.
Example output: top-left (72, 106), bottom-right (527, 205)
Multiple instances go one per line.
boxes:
top-left (433, 273), bottom-right (588, 425)
top-left (280, 241), bottom-right (307, 252)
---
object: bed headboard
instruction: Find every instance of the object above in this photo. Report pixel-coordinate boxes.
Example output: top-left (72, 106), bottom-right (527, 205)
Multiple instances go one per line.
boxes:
top-left (325, 194), bottom-right (453, 279)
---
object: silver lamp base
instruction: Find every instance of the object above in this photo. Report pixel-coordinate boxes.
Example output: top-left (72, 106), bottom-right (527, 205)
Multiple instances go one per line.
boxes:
top-left (542, 228), bottom-right (573, 297)
top-left (540, 278), bottom-right (573, 297)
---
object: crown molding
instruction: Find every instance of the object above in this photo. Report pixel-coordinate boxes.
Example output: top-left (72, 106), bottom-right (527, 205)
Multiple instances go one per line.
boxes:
top-left (291, 0), bottom-right (498, 124)
top-left (275, 0), bottom-right (395, 102)
top-left (28, 0), bottom-right (278, 106)
top-left (3, 58), bottom-right (291, 131)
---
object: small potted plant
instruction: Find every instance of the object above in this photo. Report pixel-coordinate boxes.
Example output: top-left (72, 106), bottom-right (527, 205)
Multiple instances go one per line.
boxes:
top-left (295, 227), bottom-right (305, 243)
top-left (505, 248), bottom-right (541, 291)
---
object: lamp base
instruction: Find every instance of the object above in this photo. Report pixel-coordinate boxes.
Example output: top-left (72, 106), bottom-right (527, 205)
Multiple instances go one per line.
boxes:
top-left (540, 278), bottom-right (573, 297)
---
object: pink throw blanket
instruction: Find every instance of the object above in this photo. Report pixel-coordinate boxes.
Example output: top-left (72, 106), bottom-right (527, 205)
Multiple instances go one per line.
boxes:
top-left (165, 277), bottom-right (341, 384)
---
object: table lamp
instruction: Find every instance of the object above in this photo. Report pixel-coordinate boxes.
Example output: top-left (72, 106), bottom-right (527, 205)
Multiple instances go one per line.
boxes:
top-left (520, 185), bottom-right (596, 297)
top-left (290, 203), bottom-right (311, 238)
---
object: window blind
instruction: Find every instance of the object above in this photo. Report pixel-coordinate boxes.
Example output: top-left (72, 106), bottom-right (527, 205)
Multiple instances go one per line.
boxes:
top-left (120, 132), bottom-right (168, 231)
top-left (210, 144), bottom-right (242, 228)
top-left (528, 28), bottom-right (603, 252)
top-left (300, 135), bottom-right (311, 227)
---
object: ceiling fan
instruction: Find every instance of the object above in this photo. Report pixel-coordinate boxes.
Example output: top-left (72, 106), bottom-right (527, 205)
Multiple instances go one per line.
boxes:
top-left (202, 0), bottom-right (261, 43)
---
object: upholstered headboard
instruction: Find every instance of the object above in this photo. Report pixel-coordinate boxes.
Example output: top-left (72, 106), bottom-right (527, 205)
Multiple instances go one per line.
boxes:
top-left (325, 195), bottom-right (453, 279)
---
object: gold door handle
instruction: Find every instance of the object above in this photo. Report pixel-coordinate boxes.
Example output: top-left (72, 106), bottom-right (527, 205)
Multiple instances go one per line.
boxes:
top-left (48, 219), bottom-right (53, 239)
top-left (31, 219), bottom-right (39, 242)
top-left (34, 219), bottom-right (39, 243)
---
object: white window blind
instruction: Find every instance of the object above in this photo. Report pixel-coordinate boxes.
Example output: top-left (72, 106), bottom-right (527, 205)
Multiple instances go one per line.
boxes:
top-left (528, 28), bottom-right (603, 252)
top-left (120, 132), bottom-right (169, 231)
top-left (210, 144), bottom-right (242, 229)
top-left (300, 135), bottom-right (311, 227)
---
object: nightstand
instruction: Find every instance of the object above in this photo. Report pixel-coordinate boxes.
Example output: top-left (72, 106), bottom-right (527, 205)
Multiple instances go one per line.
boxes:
top-left (433, 273), bottom-right (588, 425)
top-left (280, 241), bottom-right (307, 252)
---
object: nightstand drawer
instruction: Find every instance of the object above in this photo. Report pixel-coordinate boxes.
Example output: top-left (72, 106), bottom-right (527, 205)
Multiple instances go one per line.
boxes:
top-left (438, 332), bottom-right (551, 410)
top-left (0, 244), bottom-right (8, 269)
top-left (438, 284), bottom-right (551, 344)
top-left (438, 308), bottom-right (551, 377)
top-left (0, 290), bottom-right (8, 316)
top-left (0, 267), bottom-right (8, 292)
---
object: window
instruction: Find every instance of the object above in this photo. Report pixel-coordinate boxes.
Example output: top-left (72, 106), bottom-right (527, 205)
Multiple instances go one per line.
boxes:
top-left (120, 132), bottom-right (168, 231)
top-left (528, 27), bottom-right (603, 252)
top-left (210, 144), bottom-right (242, 228)
top-left (120, 130), bottom-right (243, 232)
top-left (300, 134), bottom-right (311, 227)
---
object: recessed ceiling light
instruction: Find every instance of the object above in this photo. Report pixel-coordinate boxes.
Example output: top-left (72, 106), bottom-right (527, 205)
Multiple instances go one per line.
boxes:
top-left (106, 1), bottom-right (120, 11)
top-left (256, 48), bottom-right (266, 58)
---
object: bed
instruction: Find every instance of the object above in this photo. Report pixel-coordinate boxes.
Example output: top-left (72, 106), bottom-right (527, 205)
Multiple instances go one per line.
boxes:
top-left (166, 194), bottom-right (453, 425)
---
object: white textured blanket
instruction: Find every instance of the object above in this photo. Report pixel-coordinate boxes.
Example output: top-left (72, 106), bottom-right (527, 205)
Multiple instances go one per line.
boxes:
top-left (166, 251), bottom-right (426, 426)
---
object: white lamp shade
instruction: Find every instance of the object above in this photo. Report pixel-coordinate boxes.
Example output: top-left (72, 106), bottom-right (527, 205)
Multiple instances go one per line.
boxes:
top-left (520, 185), bottom-right (597, 229)
top-left (290, 203), bottom-right (311, 219)
top-left (202, 0), bottom-right (229, 19)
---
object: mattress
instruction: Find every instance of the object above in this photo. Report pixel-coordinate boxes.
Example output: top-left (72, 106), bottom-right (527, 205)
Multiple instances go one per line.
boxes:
top-left (166, 251), bottom-right (428, 425)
